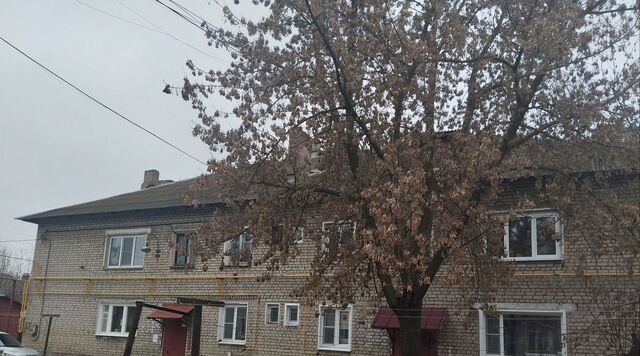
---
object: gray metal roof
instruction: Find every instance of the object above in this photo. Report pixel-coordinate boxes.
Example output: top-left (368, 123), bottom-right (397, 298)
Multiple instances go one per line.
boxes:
top-left (17, 137), bottom-right (637, 224)
top-left (18, 178), bottom-right (218, 223)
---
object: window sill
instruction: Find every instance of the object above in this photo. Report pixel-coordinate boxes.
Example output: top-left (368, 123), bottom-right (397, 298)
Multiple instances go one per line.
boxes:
top-left (218, 340), bottom-right (247, 346)
top-left (170, 265), bottom-right (195, 270)
top-left (284, 322), bottom-right (300, 327)
top-left (95, 333), bottom-right (129, 338)
top-left (318, 345), bottom-right (351, 352)
top-left (104, 266), bottom-right (144, 270)
top-left (223, 263), bottom-right (252, 268)
top-left (502, 256), bottom-right (563, 262)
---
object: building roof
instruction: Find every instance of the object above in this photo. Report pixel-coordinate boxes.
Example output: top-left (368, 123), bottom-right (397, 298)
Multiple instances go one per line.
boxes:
top-left (17, 135), bottom-right (638, 225)
top-left (17, 178), bottom-right (219, 224)
top-left (503, 138), bottom-right (639, 178)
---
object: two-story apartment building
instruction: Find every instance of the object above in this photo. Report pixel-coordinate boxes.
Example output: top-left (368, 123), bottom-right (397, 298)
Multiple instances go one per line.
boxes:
top-left (16, 164), bottom-right (639, 355)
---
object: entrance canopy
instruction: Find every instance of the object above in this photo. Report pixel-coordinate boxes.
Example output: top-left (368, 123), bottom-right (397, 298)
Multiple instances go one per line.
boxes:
top-left (147, 304), bottom-right (194, 320)
top-left (371, 307), bottom-right (446, 331)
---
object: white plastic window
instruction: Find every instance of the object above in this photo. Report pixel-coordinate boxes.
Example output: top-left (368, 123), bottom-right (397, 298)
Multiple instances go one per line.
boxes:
top-left (107, 236), bottom-right (146, 268)
top-left (318, 305), bottom-right (352, 352)
top-left (284, 303), bottom-right (300, 326)
top-left (265, 303), bottom-right (280, 324)
top-left (96, 303), bottom-right (136, 337)
top-left (219, 303), bottom-right (248, 345)
top-left (503, 212), bottom-right (562, 261)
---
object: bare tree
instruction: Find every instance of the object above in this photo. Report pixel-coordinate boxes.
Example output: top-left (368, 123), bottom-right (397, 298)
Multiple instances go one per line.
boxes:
top-left (0, 245), bottom-right (28, 298)
top-left (170, 1), bottom-right (639, 354)
top-left (0, 245), bottom-right (27, 278)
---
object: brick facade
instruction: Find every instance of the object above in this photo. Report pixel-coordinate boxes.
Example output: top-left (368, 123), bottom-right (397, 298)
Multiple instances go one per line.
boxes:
top-left (19, 177), bottom-right (639, 356)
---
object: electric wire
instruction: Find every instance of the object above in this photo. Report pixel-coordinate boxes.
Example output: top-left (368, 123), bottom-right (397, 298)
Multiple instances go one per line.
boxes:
top-left (114, 0), bottom-right (171, 31)
top-left (0, 35), bottom-right (208, 166)
top-left (75, 0), bottom-right (160, 33)
top-left (153, 0), bottom-right (241, 55)
top-left (155, 0), bottom-right (204, 32)
top-left (75, 0), bottom-right (229, 64)
top-left (167, 0), bottom-right (210, 27)
top-left (0, 254), bottom-right (32, 262)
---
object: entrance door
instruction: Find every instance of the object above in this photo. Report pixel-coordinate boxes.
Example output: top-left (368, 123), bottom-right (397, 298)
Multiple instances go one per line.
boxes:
top-left (162, 320), bottom-right (187, 356)
top-left (391, 330), bottom-right (436, 356)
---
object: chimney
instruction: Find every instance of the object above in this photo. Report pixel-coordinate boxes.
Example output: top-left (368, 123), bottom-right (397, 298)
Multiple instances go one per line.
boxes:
top-left (141, 169), bottom-right (160, 189)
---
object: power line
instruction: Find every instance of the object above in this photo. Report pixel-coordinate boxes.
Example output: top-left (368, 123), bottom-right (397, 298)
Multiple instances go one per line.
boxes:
top-left (0, 254), bottom-right (32, 262)
top-left (0, 228), bottom-right (36, 239)
top-left (76, 0), bottom-right (160, 33)
top-left (155, 0), bottom-right (204, 32)
top-left (162, 0), bottom-right (230, 37)
top-left (167, 0), bottom-right (209, 26)
top-left (0, 35), bottom-right (208, 166)
top-left (114, 0), bottom-right (168, 31)
top-left (75, 0), bottom-right (229, 64)
top-left (155, 0), bottom-right (240, 55)
top-left (0, 239), bottom-right (36, 243)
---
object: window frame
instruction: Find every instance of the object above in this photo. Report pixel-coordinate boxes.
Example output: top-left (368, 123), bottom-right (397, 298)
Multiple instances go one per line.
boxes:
top-left (321, 221), bottom-right (357, 253)
top-left (317, 305), bottom-right (353, 352)
top-left (478, 308), bottom-right (567, 356)
top-left (105, 234), bottom-right (147, 269)
top-left (173, 232), bottom-right (194, 268)
top-left (502, 211), bottom-right (563, 261)
top-left (223, 230), bottom-right (252, 267)
top-left (95, 302), bottom-right (137, 337)
top-left (270, 225), bottom-right (304, 245)
top-left (218, 302), bottom-right (249, 345)
top-left (265, 303), bottom-right (280, 325)
top-left (294, 227), bottom-right (304, 245)
top-left (284, 303), bottom-right (300, 326)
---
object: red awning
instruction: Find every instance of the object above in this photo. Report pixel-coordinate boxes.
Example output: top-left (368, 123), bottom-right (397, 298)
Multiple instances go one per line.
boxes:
top-left (371, 307), bottom-right (446, 331)
top-left (147, 304), bottom-right (194, 320)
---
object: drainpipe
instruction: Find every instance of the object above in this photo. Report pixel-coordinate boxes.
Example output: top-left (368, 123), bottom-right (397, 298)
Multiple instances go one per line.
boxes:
top-left (37, 229), bottom-right (52, 340)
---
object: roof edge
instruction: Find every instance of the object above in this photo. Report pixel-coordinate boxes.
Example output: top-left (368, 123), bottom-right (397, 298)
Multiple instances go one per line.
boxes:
top-left (16, 177), bottom-right (213, 224)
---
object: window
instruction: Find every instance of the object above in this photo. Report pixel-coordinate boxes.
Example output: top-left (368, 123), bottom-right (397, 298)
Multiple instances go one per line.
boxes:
top-left (480, 310), bottom-right (566, 356)
top-left (218, 303), bottom-right (248, 345)
top-left (174, 233), bottom-right (193, 267)
top-left (337, 222), bottom-right (355, 241)
top-left (223, 231), bottom-right (252, 266)
top-left (107, 235), bottom-right (146, 268)
top-left (265, 303), bottom-right (280, 324)
top-left (96, 303), bottom-right (137, 337)
top-left (294, 227), bottom-right (304, 244)
top-left (322, 221), bottom-right (356, 259)
top-left (271, 226), bottom-right (304, 245)
top-left (318, 305), bottom-right (352, 352)
top-left (503, 212), bottom-right (562, 260)
top-left (284, 303), bottom-right (300, 326)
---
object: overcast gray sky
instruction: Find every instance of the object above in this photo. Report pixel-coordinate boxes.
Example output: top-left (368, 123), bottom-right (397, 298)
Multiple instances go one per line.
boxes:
top-left (0, 0), bottom-right (239, 271)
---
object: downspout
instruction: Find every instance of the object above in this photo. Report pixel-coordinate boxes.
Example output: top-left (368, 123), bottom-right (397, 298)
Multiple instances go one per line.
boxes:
top-left (35, 228), bottom-right (52, 340)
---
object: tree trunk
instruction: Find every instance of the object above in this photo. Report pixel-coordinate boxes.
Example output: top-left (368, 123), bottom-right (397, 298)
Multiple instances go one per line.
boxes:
top-left (624, 332), bottom-right (640, 356)
top-left (394, 301), bottom-right (423, 356)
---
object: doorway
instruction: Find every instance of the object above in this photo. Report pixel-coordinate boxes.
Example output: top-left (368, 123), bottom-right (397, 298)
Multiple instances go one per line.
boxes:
top-left (162, 319), bottom-right (188, 356)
